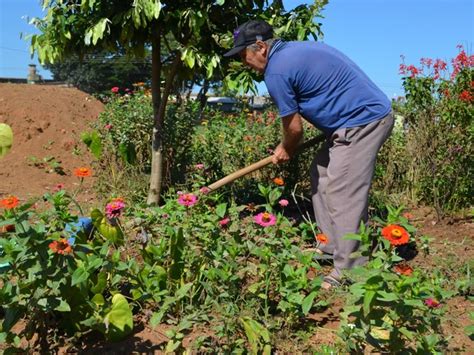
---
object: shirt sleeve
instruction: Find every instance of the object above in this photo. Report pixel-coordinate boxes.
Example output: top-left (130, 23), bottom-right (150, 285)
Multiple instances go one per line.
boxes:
top-left (265, 74), bottom-right (299, 117)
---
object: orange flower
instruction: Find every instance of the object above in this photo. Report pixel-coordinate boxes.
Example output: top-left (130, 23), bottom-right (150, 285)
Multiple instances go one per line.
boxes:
top-left (49, 238), bottom-right (73, 255)
top-left (393, 263), bottom-right (413, 276)
top-left (73, 167), bottom-right (92, 177)
top-left (381, 224), bottom-right (410, 246)
top-left (0, 196), bottom-right (19, 209)
top-left (315, 233), bottom-right (329, 245)
top-left (273, 177), bottom-right (284, 186)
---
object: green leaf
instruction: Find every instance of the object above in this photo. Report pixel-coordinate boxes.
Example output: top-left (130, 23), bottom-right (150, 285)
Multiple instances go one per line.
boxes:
top-left (81, 130), bottom-right (102, 158)
top-left (175, 282), bottom-right (193, 299)
top-left (363, 290), bottom-right (376, 317)
top-left (301, 291), bottom-right (317, 315)
top-left (103, 293), bottom-right (133, 342)
top-left (0, 123), bottom-right (13, 159)
top-left (54, 298), bottom-right (71, 312)
top-left (169, 227), bottom-right (185, 280)
top-left (92, 293), bottom-right (105, 306)
top-left (215, 203), bottom-right (227, 218)
top-left (71, 266), bottom-right (90, 286)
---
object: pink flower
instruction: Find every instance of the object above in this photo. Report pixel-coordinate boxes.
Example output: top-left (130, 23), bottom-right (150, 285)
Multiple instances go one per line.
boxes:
top-left (53, 183), bottom-right (65, 192)
top-left (195, 163), bottom-right (205, 170)
top-left (105, 198), bottom-right (125, 219)
top-left (111, 87), bottom-right (119, 93)
top-left (278, 199), bottom-right (289, 207)
top-left (254, 212), bottom-right (276, 227)
top-left (199, 187), bottom-right (210, 195)
top-left (105, 123), bottom-right (113, 130)
top-left (424, 298), bottom-right (441, 308)
top-left (178, 193), bottom-right (198, 207)
top-left (219, 217), bottom-right (230, 227)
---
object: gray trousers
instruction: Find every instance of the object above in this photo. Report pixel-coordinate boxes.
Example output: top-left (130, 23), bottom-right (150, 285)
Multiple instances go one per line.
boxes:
top-left (310, 113), bottom-right (394, 279)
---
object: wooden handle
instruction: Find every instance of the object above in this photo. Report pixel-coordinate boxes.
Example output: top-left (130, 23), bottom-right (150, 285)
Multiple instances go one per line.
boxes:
top-left (207, 134), bottom-right (325, 191)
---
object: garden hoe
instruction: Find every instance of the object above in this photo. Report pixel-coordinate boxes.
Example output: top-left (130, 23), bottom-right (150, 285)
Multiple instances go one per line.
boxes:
top-left (206, 134), bottom-right (326, 191)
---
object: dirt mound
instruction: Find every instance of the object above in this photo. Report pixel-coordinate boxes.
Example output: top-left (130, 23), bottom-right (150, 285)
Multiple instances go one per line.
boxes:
top-left (0, 83), bottom-right (103, 201)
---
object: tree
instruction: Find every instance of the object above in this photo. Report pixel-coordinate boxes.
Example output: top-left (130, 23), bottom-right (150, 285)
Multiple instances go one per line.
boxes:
top-left (29, 0), bottom-right (327, 204)
top-left (44, 51), bottom-right (152, 94)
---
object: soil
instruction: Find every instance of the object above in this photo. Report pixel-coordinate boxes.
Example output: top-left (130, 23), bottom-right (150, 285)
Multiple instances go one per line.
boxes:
top-left (0, 84), bottom-right (472, 353)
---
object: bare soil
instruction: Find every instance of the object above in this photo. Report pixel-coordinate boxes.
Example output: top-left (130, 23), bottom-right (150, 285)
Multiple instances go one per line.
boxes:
top-left (0, 84), bottom-right (472, 353)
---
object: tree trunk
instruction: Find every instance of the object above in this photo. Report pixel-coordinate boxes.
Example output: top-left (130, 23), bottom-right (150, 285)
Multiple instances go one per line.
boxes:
top-left (147, 33), bottom-right (181, 205)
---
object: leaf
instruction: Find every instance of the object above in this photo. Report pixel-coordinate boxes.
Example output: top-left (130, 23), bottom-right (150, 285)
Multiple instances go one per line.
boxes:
top-left (175, 282), bottom-right (193, 299)
top-left (0, 123), bottom-right (13, 159)
top-left (363, 290), bottom-right (376, 317)
top-left (81, 130), bottom-right (102, 158)
top-left (169, 227), bottom-right (185, 280)
top-left (92, 293), bottom-right (105, 306)
top-left (72, 266), bottom-right (90, 286)
top-left (370, 326), bottom-right (390, 341)
top-left (215, 203), bottom-right (227, 218)
top-left (103, 293), bottom-right (133, 342)
top-left (54, 298), bottom-right (71, 312)
top-left (91, 271), bottom-right (107, 294)
top-left (301, 291), bottom-right (318, 315)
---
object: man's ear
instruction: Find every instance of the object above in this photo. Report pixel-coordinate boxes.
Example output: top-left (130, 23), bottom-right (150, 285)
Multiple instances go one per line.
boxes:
top-left (255, 40), bottom-right (268, 55)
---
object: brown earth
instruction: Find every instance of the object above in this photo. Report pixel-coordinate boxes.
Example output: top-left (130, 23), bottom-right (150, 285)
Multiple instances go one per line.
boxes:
top-left (0, 84), bottom-right (472, 352)
top-left (0, 83), bottom-right (101, 204)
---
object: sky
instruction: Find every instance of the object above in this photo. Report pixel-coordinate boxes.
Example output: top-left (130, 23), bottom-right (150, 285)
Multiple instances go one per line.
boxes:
top-left (0, 0), bottom-right (473, 98)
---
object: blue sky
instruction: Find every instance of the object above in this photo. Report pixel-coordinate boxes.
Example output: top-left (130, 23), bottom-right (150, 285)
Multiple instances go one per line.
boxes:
top-left (0, 0), bottom-right (473, 98)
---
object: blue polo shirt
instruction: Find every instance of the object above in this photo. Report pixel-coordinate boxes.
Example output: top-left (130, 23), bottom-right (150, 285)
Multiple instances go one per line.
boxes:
top-left (264, 41), bottom-right (391, 135)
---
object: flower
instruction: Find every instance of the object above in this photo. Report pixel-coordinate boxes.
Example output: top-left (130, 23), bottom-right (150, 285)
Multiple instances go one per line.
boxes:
top-left (105, 198), bottom-right (126, 219)
top-left (402, 212), bottom-right (414, 220)
top-left (178, 193), bottom-right (198, 207)
top-left (53, 183), bottom-right (65, 192)
top-left (424, 298), bottom-right (441, 308)
top-left (273, 177), bottom-right (284, 186)
top-left (381, 224), bottom-right (410, 246)
top-left (278, 199), bottom-right (289, 207)
top-left (315, 233), bottom-right (329, 245)
top-left (199, 187), bottom-right (210, 195)
top-left (73, 167), bottom-right (92, 177)
top-left (0, 196), bottom-right (19, 209)
top-left (49, 238), bottom-right (73, 255)
top-left (194, 163), bottom-right (205, 170)
top-left (104, 123), bottom-right (113, 130)
top-left (111, 87), bottom-right (119, 93)
top-left (219, 217), bottom-right (230, 227)
top-left (393, 263), bottom-right (413, 276)
top-left (254, 212), bottom-right (276, 227)
top-left (459, 90), bottom-right (473, 103)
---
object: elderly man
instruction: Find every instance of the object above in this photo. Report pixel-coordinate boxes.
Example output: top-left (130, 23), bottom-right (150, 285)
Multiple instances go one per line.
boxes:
top-left (224, 19), bottom-right (394, 289)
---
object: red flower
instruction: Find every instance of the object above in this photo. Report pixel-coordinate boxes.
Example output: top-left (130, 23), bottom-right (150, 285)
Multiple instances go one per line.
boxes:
top-left (459, 90), bottom-right (473, 103)
top-left (219, 217), bottom-right (230, 227)
top-left (406, 65), bottom-right (420, 78)
top-left (111, 87), bottom-right (119, 93)
top-left (49, 238), bottom-right (73, 255)
top-left (381, 224), bottom-right (410, 246)
top-left (315, 233), bottom-right (329, 245)
top-left (0, 196), bottom-right (19, 209)
top-left (393, 263), bottom-right (413, 276)
top-left (424, 298), bottom-right (441, 308)
top-left (73, 167), bottom-right (92, 177)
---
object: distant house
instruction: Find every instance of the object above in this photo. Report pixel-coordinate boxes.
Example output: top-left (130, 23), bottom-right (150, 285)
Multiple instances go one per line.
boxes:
top-left (0, 64), bottom-right (57, 85)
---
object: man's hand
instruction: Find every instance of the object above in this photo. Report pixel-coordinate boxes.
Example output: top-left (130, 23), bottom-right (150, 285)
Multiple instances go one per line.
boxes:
top-left (271, 112), bottom-right (304, 165)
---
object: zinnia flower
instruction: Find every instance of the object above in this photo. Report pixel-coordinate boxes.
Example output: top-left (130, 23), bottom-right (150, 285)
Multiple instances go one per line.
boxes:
top-left (254, 212), bottom-right (276, 227)
top-left (49, 238), bottom-right (73, 255)
top-left (315, 233), bottom-right (329, 245)
top-left (219, 217), bottom-right (230, 227)
top-left (199, 187), bottom-right (210, 195)
top-left (0, 196), bottom-right (19, 209)
top-left (194, 163), bottom-right (205, 170)
top-left (273, 177), bottom-right (284, 186)
top-left (381, 224), bottom-right (410, 246)
top-left (424, 298), bottom-right (441, 308)
top-left (178, 193), bottom-right (198, 207)
top-left (459, 90), bottom-right (473, 103)
top-left (73, 167), bottom-right (92, 177)
top-left (105, 198), bottom-right (126, 219)
top-left (111, 87), bottom-right (119, 93)
top-left (278, 199), bottom-right (289, 207)
top-left (393, 263), bottom-right (413, 276)
top-left (53, 183), bottom-right (65, 192)
top-left (104, 123), bottom-right (113, 130)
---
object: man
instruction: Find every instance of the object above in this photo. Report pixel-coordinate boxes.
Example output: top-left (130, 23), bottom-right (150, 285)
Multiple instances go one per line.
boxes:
top-left (224, 19), bottom-right (394, 289)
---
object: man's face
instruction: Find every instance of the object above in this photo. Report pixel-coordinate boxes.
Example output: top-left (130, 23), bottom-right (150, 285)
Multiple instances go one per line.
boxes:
top-left (239, 41), bottom-right (267, 73)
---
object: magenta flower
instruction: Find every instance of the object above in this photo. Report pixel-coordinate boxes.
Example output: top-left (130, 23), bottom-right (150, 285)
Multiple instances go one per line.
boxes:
top-left (278, 199), bottom-right (289, 207)
top-left (254, 212), bottom-right (276, 227)
top-left (111, 87), bottom-right (119, 93)
top-left (178, 193), bottom-right (198, 207)
top-left (104, 123), bottom-right (113, 130)
top-left (424, 298), bottom-right (441, 308)
top-left (53, 183), bottom-right (65, 192)
top-left (219, 217), bottom-right (230, 227)
top-left (195, 163), bottom-right (205, 170)
top-left (105, 198), bottom-right (125, 219)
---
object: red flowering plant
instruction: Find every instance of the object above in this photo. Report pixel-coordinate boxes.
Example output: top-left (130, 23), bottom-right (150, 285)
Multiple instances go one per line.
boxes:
top-left (394, 46), bottom-right (474, 213)
top-left (339, 205), bottom-right (453, 353)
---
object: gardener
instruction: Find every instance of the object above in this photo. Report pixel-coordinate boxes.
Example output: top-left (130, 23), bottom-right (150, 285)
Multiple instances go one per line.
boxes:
top-left (224, 20), bottom-right (394, 289)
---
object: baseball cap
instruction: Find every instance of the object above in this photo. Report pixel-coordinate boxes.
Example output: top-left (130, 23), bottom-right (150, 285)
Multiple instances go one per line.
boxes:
top-left (224, 20), bottom-right (274, 57)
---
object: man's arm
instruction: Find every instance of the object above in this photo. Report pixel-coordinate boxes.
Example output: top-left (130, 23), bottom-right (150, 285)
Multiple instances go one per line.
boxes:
top-left (272, 112), bottom-right (304, 164)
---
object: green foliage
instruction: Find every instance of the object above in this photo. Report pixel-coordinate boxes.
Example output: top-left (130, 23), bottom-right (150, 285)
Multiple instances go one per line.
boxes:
top-left (0, 123), bottom-right (13, 159)
top-left (373, 47), bottom-right (473, 213)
